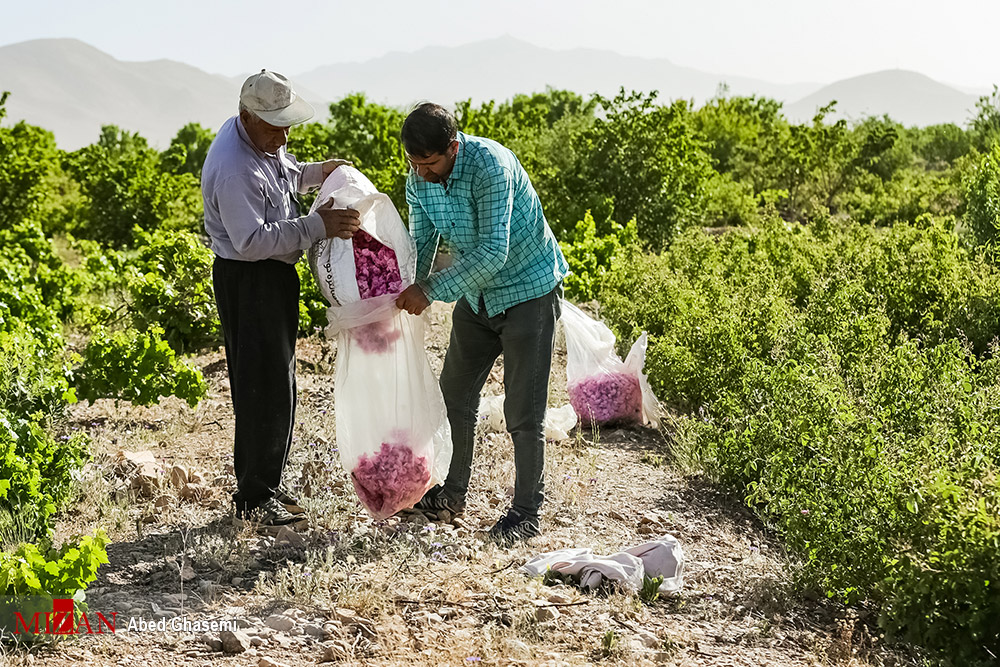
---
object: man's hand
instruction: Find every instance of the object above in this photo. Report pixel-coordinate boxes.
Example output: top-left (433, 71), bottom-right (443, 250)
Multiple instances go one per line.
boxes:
top-left (317, 198), bottom-right (361, 239)
top-left (322, 158), bottom-right (353, 176)
top-left (396, 284), bottom-right (431, 315)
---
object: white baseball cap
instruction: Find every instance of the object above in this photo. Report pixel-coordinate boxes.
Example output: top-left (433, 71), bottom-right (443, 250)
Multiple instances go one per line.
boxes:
top-left (239, 70), bottom-right (314, 127)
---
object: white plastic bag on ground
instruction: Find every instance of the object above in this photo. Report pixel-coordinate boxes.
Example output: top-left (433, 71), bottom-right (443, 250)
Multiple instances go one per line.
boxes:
top-left (477, 394), bottom-right (579, 441)
top-left (521, 535), bottom-right (684, 594)
top-left (308, 167), bottom-right (451, 519)
top-left (561, 300), bottom-right (660, 428)
top-left (544, 404), bottom-right (578, 441)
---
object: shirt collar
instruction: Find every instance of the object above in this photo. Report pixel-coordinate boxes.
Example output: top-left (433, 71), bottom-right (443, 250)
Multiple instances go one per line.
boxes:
top-left (235, 115), bottom-right (262, 156)
top-left (445, 132), bottom-right (468, 188)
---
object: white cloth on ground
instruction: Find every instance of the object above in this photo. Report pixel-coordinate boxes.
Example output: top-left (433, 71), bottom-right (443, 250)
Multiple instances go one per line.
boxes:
top-left (521, 535), bottom-right (684, 594)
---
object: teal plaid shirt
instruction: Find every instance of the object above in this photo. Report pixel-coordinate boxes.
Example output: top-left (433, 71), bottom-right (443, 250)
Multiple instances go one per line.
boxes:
top-left (407, 132), bottom-right (568, 316)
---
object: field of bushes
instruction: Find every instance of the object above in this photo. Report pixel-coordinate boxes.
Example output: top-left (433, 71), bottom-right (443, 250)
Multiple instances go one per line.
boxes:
top-left (2, 83), bottom-right (1000, 663)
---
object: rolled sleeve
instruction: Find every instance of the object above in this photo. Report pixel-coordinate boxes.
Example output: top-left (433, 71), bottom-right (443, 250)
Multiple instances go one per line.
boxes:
top-left (298, 161), bottom-right (326, 193)
top-left (423, 166), bottom-right (513, 303)
top-left (216, 174), bottom-right (325, 261)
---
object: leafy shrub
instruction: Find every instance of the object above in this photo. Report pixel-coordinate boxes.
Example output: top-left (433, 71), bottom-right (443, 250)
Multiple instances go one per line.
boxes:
top-left (0, 97), bottom-right (60, 231)
top-left (600, 216), bottom-right (1000, 663)
top-left (965, 142), bottom-right (1000, 251)
top-left (73, 326), bottom-right (207, 408)
top-left (0, 222), bottom-right (78, 349)
top-left (969, 86), bottom-right (1000, 153)
top-left (911, 123), bottom-right (972, 169)
top-left (0, 531), bottom-right (109, 597)
top-left (0, 411), bottom-right (89, 540)
top-left (0, 325), bottom-right (76, 417)
top-left (63, 125), bottom-right (203, 247)
top-left (164, 122), bottom-right (215, 178)
top-left (559, 212), bottom-right (638, 301)
top-left (557, 90), bottom-right (714, 247)
top-left (701, 172), bottom-right (762, 228)
top-left (297, 261), bottom-right (329, 337)
top-left (124, 227), bottom-right (220, 353)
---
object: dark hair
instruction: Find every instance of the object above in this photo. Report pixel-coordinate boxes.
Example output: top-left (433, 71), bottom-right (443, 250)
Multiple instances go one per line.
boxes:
top-left (401, 102), bottom-right (457, 157)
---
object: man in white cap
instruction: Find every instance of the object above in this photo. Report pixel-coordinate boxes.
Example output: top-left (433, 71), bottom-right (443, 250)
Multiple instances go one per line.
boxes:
top-left (202, 69), bottom-right (360, 528)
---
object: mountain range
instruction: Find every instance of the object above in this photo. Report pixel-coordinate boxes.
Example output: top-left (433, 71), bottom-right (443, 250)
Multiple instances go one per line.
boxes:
top-left (0, 37), bottom-right (986, 150)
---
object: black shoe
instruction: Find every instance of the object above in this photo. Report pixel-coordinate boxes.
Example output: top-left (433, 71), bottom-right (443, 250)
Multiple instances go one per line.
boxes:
top-left (274, 486), bottom-right (306, 515)
top-left (403, 489), bottom-right (466, 520)
top-left (237, 497), bottom-right (307, 528)
top-left (488, 509), bottom-right (540, 545)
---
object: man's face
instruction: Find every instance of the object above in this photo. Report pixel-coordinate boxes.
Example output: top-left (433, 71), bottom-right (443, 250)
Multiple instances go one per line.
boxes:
top-left (241, 110), bottom-right (290, 155)
top-left (407, 141), bottom-right (459, 184)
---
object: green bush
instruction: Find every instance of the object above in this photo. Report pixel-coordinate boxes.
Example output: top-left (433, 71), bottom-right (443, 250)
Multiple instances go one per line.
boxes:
top-left (0, 411), bottom-right (89, 540)
top-left (63, 125), bottom-right (203, 247)
top-left (599, 216), bottom-right (1000, 663)
top-left (124, 227), bottom-right (220, 353)
top-left (701, 172), bottom-right (762, 228)
top-left (559, 212), bottom-right (638, 301)
top-left (556, 90), bottom-right (714, 247)
top-left (0, 97), bottom-right (60, 231)
top-left (73, 326), bottom-right (207, 408)
top-left (0, 220), bottom-right (81, 348)
top-left (297, 260), bottom-right (329, 337)
top-left (965, 142), bottom-right (1000, 251)
top-left (0, 531), bottom-right (109, 597)
top-left (0, 325), bottom-right (76, 417)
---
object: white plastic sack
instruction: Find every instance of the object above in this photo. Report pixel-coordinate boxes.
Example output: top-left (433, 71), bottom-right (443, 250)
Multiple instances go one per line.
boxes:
top-left (308, 167), bottom-right (451, 519)
top-left (308, 167), bottom-right (416, 307)
top-left (561, 300), bottom-right (660, 427)
top-left (522, 535), bottom-right (684, 594)
top-left (479, 394), bottom-right (507, 433)
top-left (623, 332), bottom-right (661, 429)
top-left (477, 394), bottom-right (579, 441)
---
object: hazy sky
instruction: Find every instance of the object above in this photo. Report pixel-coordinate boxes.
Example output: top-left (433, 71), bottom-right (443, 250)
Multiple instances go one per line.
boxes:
top-left (2, 0), bottom-right (997, 90)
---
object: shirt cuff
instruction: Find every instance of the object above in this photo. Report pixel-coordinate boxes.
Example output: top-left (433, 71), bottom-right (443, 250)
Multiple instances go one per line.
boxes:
top-left (303, 211), bottom-right (326, 245)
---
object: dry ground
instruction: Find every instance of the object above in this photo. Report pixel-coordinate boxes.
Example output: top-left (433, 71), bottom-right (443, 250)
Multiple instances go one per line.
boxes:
top-left (1, 303), bottom-right (927, 667)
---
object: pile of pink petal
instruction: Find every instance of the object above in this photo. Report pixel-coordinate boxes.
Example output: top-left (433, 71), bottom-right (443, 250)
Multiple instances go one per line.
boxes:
top-left (354, 229), bottom-right (403, 299)
top-left (568, 372), bottom-right (642, 425)
top-left (351, 437), bottom-right (431, 518)
top-left (351, 319), bottom-right (402, 354)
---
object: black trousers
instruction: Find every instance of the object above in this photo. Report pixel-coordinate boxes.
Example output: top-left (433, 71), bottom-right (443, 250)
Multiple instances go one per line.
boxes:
top-left (212, 256), bottom-right (299, 512)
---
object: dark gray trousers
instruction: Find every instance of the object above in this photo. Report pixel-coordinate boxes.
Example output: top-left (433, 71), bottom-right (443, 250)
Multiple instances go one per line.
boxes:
top-left (437, 285), bottom-right (562, 519)
top-left (212, 256), bottom-right (299, 512)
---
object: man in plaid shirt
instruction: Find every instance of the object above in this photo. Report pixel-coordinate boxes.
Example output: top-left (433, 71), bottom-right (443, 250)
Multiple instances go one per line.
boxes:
top-left (396, 103), bottom-right (568, 544)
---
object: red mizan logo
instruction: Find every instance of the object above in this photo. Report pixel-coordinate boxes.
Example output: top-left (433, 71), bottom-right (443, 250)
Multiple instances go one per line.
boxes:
top-left (14, 598), bottom-right (116, 635)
